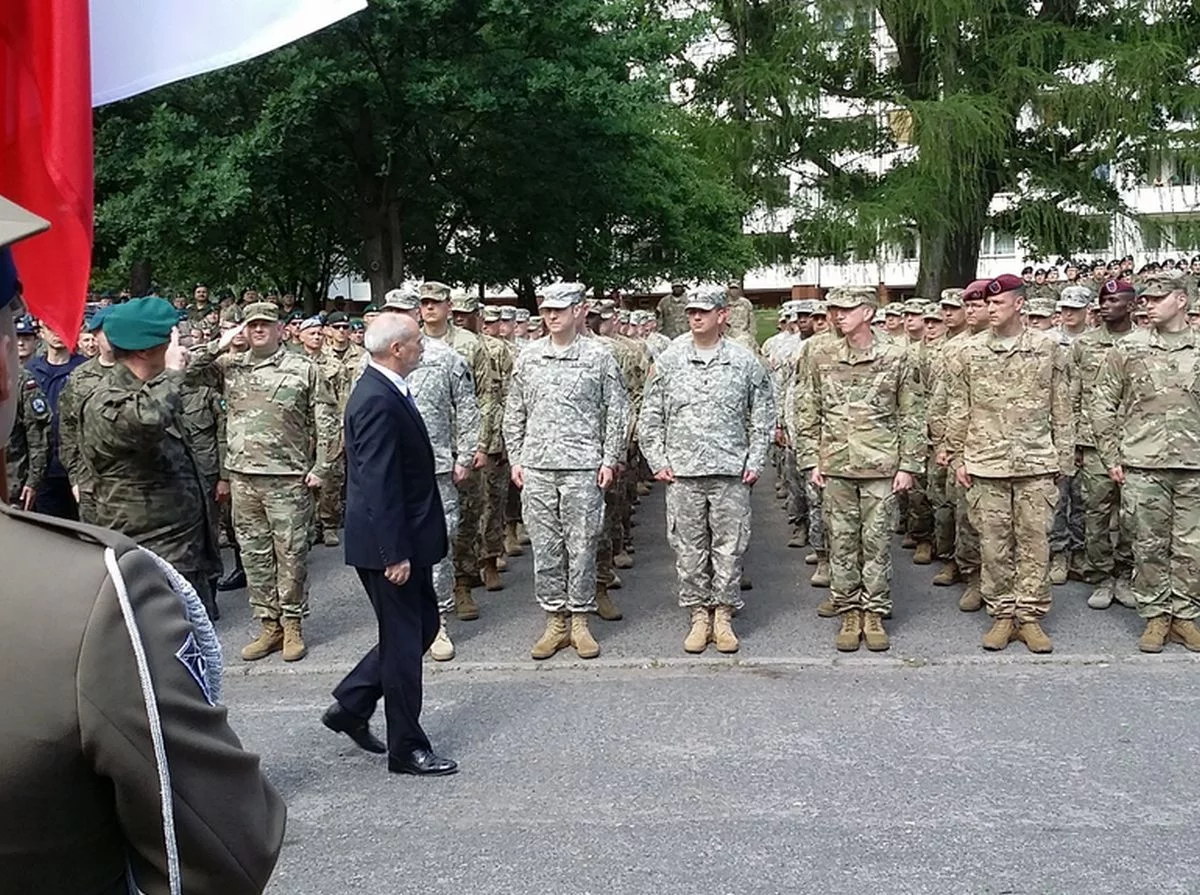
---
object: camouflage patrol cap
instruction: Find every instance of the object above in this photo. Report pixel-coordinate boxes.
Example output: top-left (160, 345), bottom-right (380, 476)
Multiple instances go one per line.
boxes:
top-left (499, 305), bottom-right (517, 321)
top-left (828, 286), bottom-right (878, 309)
top-left (901, 298), bottom-right (926, 315)
top-left (684, 285), bottom-right (728, 311)
top-left (219, 305), bottom-right (243, 325)
top-left (811, 300), bottom-right (828, 316)
top-left (1024, 298), bottom-right (1056, 318)
top-left (243, 301), bottom-right (280, 324)
top-left (939, 288), bottom-right (964, 308)
top-left (419, 281), bottom-right (452, 302)
top-left (587, 298), bottom-right (617, 319)
top-left (1057, 285), bottom-right (1092, 309)
top-left (1139, 271), bottom-right (1185, 298)
top-left (873, 309), bottom-right (886, 325)
top-left (382, 285), bottom-right (420, 311)
top-left (882, 302), bottom-right (904, 317)
top-left (482, 305), bottom-right (502, 323)
top-left (618, 309), bottom-right (632, 324)
top-left (450, 290), bottom-right (479, 314)
top-left (541, 282), bottom-right (586, 309)
top-left (514, 308), bottom-right (530, 322)
top-left (528, 315), bottom-right (544, 330)
top-left (923, 304), bottom-right (944, 322)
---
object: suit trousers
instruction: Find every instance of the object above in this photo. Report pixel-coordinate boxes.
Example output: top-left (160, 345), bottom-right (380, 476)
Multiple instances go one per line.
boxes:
top-left (334, 566), bottom-right (440, 757)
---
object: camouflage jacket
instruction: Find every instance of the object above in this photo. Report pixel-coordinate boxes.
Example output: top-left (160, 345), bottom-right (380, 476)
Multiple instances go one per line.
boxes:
top-left (599, 334), bottom-right (648, 440)
top-left (5, 368), bottom-right (51, 499)
top-left (1071, 325), bottom-right (1133, 449)
top-left (643, 332), bottom-right (672, 360)
top-left (945, 328), bottom-right (1074, 478)
top-left (58, 358), bottom-right (115, 494)
top-left (1091, 326), bottom-right (1200, 471)
top-left (504, 335), bottom-right (629, 470)
top-left (78, 364), bottom-right (219, 576)
top-left (639, 337), bottom-right (774, 478)
top-left (408, 337), bottom-right (481, 475)
top-left (321, 342), bottom-right (365, 413)
top-left (427, 323), bottom-right (497, 454)
top-left (480, 333), bottom-right (513, 454)
top-left (179, 374), bottom-right (227, 482)
top-left (727, 296), bottom-right (757, 344)
top-left (190, 341), bottom-right (339, 478)
top-left (925, 330), bottom-right (972, 452)
top-left (655, 294), bottom-right (689, 339)
top-left (794, 332), bottom-right (925, 478)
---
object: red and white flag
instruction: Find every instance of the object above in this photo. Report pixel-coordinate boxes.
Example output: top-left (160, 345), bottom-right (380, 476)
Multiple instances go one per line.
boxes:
top-left (0, 0), bottom-right (365, 346)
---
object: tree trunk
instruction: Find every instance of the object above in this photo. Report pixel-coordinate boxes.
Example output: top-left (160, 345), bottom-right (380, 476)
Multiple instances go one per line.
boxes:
top-left (130, 259), bottom-right (151, 296)
top-left (915, 223), bottom-right (983, 297)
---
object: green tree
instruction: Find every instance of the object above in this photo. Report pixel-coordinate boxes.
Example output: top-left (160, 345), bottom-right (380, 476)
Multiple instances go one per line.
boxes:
top-left (692, 0), bottom-right (1200, 294)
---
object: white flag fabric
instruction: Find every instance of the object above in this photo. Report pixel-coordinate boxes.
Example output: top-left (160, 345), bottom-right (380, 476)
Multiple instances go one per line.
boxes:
top-left (90, 0), bottom-right (367, 106)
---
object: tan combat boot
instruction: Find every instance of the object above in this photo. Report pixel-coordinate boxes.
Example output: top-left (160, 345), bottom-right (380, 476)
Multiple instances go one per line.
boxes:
top-left (913, 541), bottom-right (934, 565)
top-left (496, 555), bottom-right (508, 572)
top-left (804, 551), bottom-right (819, 565)
top-left (1138, 616), bottom-right (1172, 653)
top-left (504, 522), bottom-right (525, 556)
top-left (281, 618), bottom-right (307, 662)
top-left (241, 619), bottom-right (284, 661)
top-left (609, 573), bottom-right (623, 590)
top-left (932, 560), bottom-right (961, 587)
top-left (712, 606), bottom-right (739, 653)
top-left (453, 577), bottom-right (480, 621)
top-left (862, 612), bottom-right (890, 651)
top-left (788, 526), bottom-right (808, 549)
top-left (1049, 552), bottom-right (1068, 586)
top-left (570, 614), bottom-right (600, 659)
top-left (958, 573), bottom-right (982, 612)
top-left (322, 528), bottom-right (340, 547)
top-left (683, 607), bottom-right (711, 654)
top-left (810, 554), bottom-right (831, 588)
top-left (816, 596), bottom-right (837, 618)
top-left (982, 618), bottom-right (1016, 651)
top-left (1014, 620), bottom-right (1052, 654)
top-left (900, 533), bottom-right (917, 549)
top-left (531, 612), bottom-right (571, 660)
top-left (516, 522), bottom-right (531, 545)
top-left (429, 616), bottom-right (455, 661)
top-left (481, 558), bottom-right (503, 592)
top-left (1168, 618), bottom-right (1200, 652)
top-left (1087, 579), bottom-right (1115, 610)
top-left (835, 609), bottom-right (862, 652)
top-left (613, 549), bottom-right (634, 570)
top-left (595, 583), bottom-right (623, 621)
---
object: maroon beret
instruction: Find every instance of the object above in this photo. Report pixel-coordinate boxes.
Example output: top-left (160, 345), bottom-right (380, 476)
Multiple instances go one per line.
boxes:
top-left (1100, 278), bottom-right (1135, 296)
top-left (962, 279), bottom-right (990, 301)
top-left (986, 273), bottom-right (1025, 295)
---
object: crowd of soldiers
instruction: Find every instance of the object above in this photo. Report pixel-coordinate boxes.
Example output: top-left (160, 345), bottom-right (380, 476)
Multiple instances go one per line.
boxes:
top-left (8, 260), bottom-right (1200, 661)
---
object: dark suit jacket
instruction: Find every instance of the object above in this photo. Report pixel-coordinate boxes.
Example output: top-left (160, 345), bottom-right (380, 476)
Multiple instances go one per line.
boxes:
top-left (344, 364), bottom-right (448, 570)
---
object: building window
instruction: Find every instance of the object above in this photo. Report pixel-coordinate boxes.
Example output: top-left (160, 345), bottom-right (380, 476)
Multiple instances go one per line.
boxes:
top-left (981, 229), bottom-right (1016, 257)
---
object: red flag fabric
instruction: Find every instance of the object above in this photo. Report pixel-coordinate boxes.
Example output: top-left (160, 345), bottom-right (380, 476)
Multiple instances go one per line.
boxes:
top-left (0, 0), bottom-right (92, 350)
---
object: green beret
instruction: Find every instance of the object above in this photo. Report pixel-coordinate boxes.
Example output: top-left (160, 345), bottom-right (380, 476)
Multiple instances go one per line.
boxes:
top-left (103, 297), bottom-right (179, 350)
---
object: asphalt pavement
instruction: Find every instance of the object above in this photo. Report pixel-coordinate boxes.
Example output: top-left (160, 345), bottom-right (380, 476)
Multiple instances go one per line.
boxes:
top-left (209, 474), bottom-right (1200, 895)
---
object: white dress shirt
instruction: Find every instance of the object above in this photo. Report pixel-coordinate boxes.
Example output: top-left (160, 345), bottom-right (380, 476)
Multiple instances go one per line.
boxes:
top-left (368, 359), bottom-right (412, 398)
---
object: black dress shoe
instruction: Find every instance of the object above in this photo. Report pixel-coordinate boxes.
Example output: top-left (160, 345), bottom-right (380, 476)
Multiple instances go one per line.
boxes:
top-left (321, 704), bottom-right (386, 754)
top-left (388, 748), bottom-right (458, 776)
top-left (217, 568), bottom-right (247, 592)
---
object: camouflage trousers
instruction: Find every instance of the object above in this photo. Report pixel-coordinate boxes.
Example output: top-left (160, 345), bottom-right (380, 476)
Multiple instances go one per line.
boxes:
top-left (965, 475), bottom-right (1057, 621)
top-left (521, 468), bottom-right (604, 613)
top-left (665, 476), bottom-right (751, 610)
top-left (230, 472), bottom-right (313, 619)
top-left (952, 479), bottom-right (981, 576)
top-left (805, 476), bottom-right (826, 553)
top-left (596, 470), bottom-right (623, 588)
top-left (453, 468), bottom-right (484, 578)
top-left (784, 447), bottom-right (806, 529)
top-left (76, 486), bottom-right (98, 526)
top-left (479, 454), bottom-right (509, 562)
top-left (1077, 447), bottom-right (1132, 583)
top-left (317, 449), bottom-right (345, 532)
top-left (824, 476), bottom-right (896, 615)
top-left (928, 459), bottom-right (955, 559)
top-left (506, 479), bottom-right (523, 524)
top-left (1049, 473), bottom-right (1083, 557)
top-left (1122, 468), bottom-right (1200, 620)
top-left (434, 473), bottom-right (460, 615)
top-left (905, 475), bottom-right (934, 542)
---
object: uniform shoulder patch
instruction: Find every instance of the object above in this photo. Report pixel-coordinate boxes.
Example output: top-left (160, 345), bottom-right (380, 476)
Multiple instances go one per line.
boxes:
top-left (23, 378), bottom-right (37, 390)
top-left (175, 631), bottom-right (215, 705)
top-left (30, 396), bottom-right (48, 415)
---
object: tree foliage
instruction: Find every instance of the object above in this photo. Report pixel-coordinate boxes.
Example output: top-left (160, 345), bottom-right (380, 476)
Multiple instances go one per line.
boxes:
top-left (690, 0), bottom-right (1200, 293)
top-left (94, 0), bottom-right (753, 302)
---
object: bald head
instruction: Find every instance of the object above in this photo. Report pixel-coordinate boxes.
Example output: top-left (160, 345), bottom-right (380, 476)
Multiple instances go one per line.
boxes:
top-left (365, 312), bottom-right (422, 377)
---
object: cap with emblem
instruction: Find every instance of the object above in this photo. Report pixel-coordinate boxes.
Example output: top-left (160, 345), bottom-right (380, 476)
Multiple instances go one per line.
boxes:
top-left (793, 299), bottom-right (815, 315)
top-left (883, 302), bottom-right (903, 317)
top-left (986, 273), bottom-right (1025, 295)
top-left (1138, 272), bottom-right (1183, 298)
top-left (828, 286), bottom-right (878, 309)
top-left (326, 311), bottom-right (349, 325)
top-left (873, 309), bottom-right (886, 324)
top-left (901, 298), bottom-right (927, 315)
top-left (419, 281), bottom-right (452, 302)
top-left (382, 285), bottom-right (420, 311)
top-left (1057, 286), bottom-right (1092, 310)
top-left (482, 305), bottom-right (502, 323)
top-left (1024, 298), bottom-right (1055, 318)
top-left (811, 300), bottom-right (828, 316)
top-left (102, 297), bottom-right (179, 350)
top-left (923, 304), bottom-right (944, 322)
top-left (450, 290), bottom-right (479, 314)
top-left (963, 279), bottom-right (990, 302)
top-left (685, 285), bottom-right (728, 311)
top-left (14, 314), bottom-right (37, 335)
top-left (939, 288), bottom-right (964, 308)
top-left (220, 305), bottom-right (243, 325)
top-left (540, 282), bottom-right (586, 309)
top-left (350, 318), bottom-right (365, 331)
top-left (514, 308), bottom-right (530, 322)
top-left (499, 305), bottom-right (516, 321)
top-left (85, 306), bottom-right (112, 333)
top-left (299, 316), bottom-right (324, 332)
top-left (242, 301), bottom-right (280, 324)
top-left (528, 315), bottom-right (544, 330)
top-left (1098, 279), bottom-right (1135, 297)
top-left (286, 310), bottom-right (305, 323)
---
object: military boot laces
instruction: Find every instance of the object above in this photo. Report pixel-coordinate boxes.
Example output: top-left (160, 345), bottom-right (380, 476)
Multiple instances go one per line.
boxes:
top-left (835, 609), bottom-right (862, 652)
top-left (241, 619), bottom-right (284, 661)
top-left (531, 612), bottom-right (571, 660)
top-left (683, 607), bottom-right (711, 654)
top-left (281, 618), bottom-right (307, 662)
top-left (1138, 616), bottom-right (1172, 653)
top-left (862, 612), bottom-right (890, 651)
top-left (981, 618), bottom-right (1016, 651)
top-left (1015, 620), bottom-right (1052, 654)
top-left (570, 614), bottom-right (600, 659)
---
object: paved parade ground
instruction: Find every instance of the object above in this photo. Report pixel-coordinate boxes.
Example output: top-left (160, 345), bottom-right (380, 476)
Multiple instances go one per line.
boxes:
top-left (213, 476), bottom-right (1200, 895)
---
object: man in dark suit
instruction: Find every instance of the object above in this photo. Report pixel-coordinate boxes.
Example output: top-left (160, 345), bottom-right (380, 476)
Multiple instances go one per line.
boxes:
top-left (321, 313), bottom-right (457, 776)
